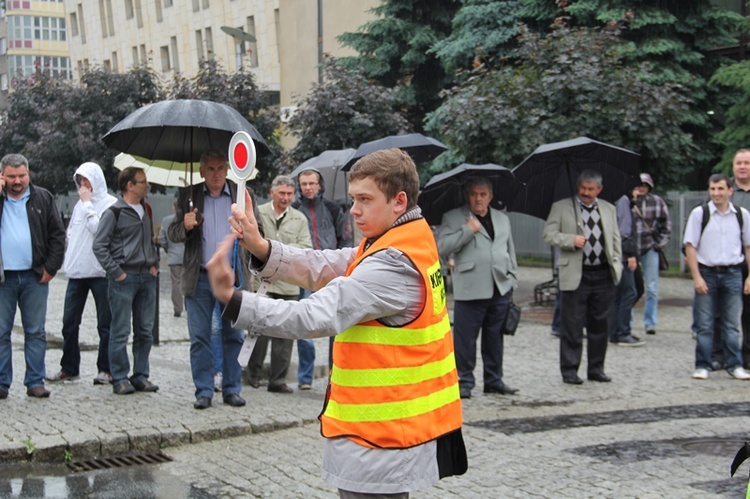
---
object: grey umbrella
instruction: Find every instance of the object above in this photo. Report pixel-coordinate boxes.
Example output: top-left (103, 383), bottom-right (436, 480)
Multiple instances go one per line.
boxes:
top-left (290, 149), bottom-right (354, 202)
top-left (102, 99), bottom-right (270, 163)
top-left (342, 133), bottom-right (448, 171)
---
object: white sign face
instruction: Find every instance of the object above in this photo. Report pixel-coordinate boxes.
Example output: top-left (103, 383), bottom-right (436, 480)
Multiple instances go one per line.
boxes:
top-left (228, 131), bottom-right (257, 181)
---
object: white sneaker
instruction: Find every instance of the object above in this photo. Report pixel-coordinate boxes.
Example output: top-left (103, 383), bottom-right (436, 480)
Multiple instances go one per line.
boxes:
top-left (692, 368), bottom-right (709, 380)
top-left (730, 367), bottom-right (750, 380)
top-left (93, 372), bottom-right (112, 385)
top-left (213, 373), bottom-right (223, 392)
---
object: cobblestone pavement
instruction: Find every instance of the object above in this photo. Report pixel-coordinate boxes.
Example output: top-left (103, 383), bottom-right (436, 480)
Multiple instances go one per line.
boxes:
top-left (4, 263), bottom-right (750, 497)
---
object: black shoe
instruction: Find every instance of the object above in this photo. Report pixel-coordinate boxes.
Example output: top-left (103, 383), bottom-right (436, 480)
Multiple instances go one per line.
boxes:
top-left (268, 384), bottom-right (293, 394)
top-left (562, 375), bottom-right (583, 385)
top-left (193, 396), bottom-right (212, 410)
top-left (646, 329), bottom-right (656, 335)
top-left (484, 383), bottom-right (518, 395)
top-left (113, 381), bottom-right (135, 395)
top-left (459, 387), bottom-right (471, 399)
top-left (247, 377), bottom-right (261, 389)
top-left (132, 379), bottom-right (159, 392)
top-left (223, 393), bottom-right (246, 407)
top-left (588, 372), bottom-right (612, 382)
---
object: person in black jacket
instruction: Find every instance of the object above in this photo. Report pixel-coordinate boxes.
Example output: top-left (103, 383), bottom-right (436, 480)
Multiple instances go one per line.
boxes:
top-left (0, 153), bottom-right (65, 399)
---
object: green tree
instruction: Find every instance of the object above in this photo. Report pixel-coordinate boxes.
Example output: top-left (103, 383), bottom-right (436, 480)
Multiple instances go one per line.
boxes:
top-left (0, 64), bottom-right (163, 194)
top-left (283, 57), bottom-right (410, 167)
top-left (710, 59), bottom-right (750, 173)
top-left (431, 0), bottom-right (524, 74)
top-left (337, 0), bottom-right (460, 129)
top-left (166, 58), bottom-right (282, 189)
top-left (425, 21), bottom-right (693, 187)
top-left (521, 0), bottom-right (745, 183)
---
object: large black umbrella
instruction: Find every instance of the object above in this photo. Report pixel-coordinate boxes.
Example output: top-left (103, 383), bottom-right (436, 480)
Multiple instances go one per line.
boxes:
top-left (289, 148), bottom-right (354, 202)
top-left (102, 99), bottom-right (270, 163)
top-left (418, 163), bottom-right (522, 226)
top-left (342, 133), bottom-right (448, 171)
top-left (508, 136), bottom-right (641, 220)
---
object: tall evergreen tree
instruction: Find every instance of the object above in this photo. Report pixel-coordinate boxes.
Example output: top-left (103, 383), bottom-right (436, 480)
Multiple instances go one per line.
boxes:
top-left (337, 0), bottom-right (460, 130)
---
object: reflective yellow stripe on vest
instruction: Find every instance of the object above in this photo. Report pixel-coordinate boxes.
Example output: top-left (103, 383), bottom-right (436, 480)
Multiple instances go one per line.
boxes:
top-left (336, 314), bottom-right (450, 346)
top-left (332, 351), bottom-right (456, 387)
top-left (323, 385), bottom-right (459, 422)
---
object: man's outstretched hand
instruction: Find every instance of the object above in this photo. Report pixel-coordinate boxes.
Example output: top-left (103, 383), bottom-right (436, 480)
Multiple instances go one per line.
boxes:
top-left (229, 189), bottom-right (269, 260)
top-left (206, 235), bottom-right (237, 304)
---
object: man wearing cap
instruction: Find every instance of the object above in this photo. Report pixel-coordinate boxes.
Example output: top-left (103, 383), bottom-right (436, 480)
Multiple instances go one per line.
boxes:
top-left (631, 173), bottom-right (671, 336)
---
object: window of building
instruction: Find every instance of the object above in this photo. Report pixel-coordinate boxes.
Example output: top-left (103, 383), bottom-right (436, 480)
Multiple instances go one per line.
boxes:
top-left (9, 55), bottom-right (71, 81)
top-left (170, 36), bottom-right (179, 72)
top-left (103, 59), bottom-right (111, 71)
top-left (201, 0), bottom-right (209, 8)
top-left (77, 4), bottom-right (86, 44)
top-left (124, 0), bottom-right (134, 20)
top-left (274, 9), bottom-right (280, 62)
top-left (192, 0), bottom-right (199, 12)
top-left (69, 12), bottom-right (78, 37)
top-left (160, 45), bottom-right (170, 72)
top-left (164, 0), bottom-right (172, 6)
top-left (155, 0), bottom-right (162, 23)
top-left (195, 29), bottom-right (203, 62)
top-left (246, 16), bottom-right (258, 68)
top-left (0, 38), bottom-right (6, 55)
top-left (132, 46), bottom-right (139, 65)
top-left (111, 51), bottom-right (118, 72)
top-left (204, 27), bottom-right (213, 58)
top-left (135, 0), bottom-right (143, 28)
top-left (234, 36), bottom-right (244, 71)
top-left (98, 0), bottom-right (108, 37)
top-left (140, 44), bottom-right (147, 66)
top-left (106, 0), bottom-right (114, 36)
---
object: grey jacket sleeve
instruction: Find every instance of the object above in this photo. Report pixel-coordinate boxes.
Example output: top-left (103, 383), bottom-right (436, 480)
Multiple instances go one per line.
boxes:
top-left (436, 211), bottom-right (475, 258)
top-left (92, 209), bottom-right (123, 280)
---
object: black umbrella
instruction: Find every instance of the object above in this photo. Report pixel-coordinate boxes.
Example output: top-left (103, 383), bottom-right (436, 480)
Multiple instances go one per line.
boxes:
top-left (289, 148), bottom-right (354, 202)
top-left (418, 163), bottom-right (522, 226)
top-left (102, 99), bottom-right (270, 163)
top-left (508, 136), bottom-right (641, 220)
top-left (342, 133), bottom-right (448, 171)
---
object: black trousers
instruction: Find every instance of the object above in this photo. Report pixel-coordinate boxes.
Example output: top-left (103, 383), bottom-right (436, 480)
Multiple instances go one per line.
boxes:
top-left (560, 267), bottom-right (615, 378)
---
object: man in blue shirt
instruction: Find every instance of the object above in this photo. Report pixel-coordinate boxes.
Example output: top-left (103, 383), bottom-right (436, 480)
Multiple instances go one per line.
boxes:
top-left (0, 153), bottom-right (65, 399)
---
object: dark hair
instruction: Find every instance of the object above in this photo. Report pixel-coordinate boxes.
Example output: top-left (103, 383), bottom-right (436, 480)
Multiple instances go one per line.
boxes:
top-left (118, 166), bottom-right (141, 194)
top-left (708, 173), bottom-right (732, 188)
top-left (349, 148), bottom-right (419, 209)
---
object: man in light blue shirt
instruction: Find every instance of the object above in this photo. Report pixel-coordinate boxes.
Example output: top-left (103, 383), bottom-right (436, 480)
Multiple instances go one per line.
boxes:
top-left (0, 153), bottom-right (65, 399)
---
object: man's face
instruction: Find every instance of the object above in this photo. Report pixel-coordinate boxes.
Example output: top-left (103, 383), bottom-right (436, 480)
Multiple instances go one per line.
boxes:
top-left (734, 151), bottom-right (750, 183)
top-left (131, 171), bottom-right (149, 200)
top-left (200, 157), bottom-right (228, 192)
top-left (577, 180), bottom-right (603, 205)
top-left (3, 164), bottom-right (30, 197)
top-left (709, 180), bottom-right (732, 206)
top-left (466, 183), bottom-right (493, 217)
top-left (76, 174), bottom-right (92, 191)
top-left (349, 177), bottom-right (400, 239)
top-left (270, 183), bottom-right (294, 212)
top-left (299, 172), bottom-right (321, 200)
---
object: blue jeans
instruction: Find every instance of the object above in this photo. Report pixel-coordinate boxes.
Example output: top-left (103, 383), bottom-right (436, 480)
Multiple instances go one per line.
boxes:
top-left (185, 272), bottom-right (244, 399)
top-left (641, 249), bottom-right (660, 329)
top-left (452, 290), bottom-right (512, 390)
top-left (297, 288), bottom-right (315, 384)
top-left (609, 267), bottom-right (636, 340)
top-left (108, 273), bottom-right (155, 385)
top-left (211, 301), bottom-right (223, 375)
top-left (0, 270), bottom-right (49, 390)
top-left (60, 277), bottom-right (111, 376)
top-left (694, 265), bottom-right (743, 371)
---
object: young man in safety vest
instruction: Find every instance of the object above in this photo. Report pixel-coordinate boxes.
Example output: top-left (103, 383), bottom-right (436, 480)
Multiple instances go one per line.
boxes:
top-left (207, 148), bottom-right (467, 498)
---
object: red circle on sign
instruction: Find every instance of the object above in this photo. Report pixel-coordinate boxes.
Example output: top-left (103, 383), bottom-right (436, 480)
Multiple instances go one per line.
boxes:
top-left (233, 143), bottom-right (248, 170)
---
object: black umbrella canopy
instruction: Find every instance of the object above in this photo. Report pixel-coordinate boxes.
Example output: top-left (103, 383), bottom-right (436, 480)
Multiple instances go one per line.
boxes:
top-left (418, 163), bottom-right (522, 226)
top-left (342, 133), bottom-right (448, 171)
top-left (509, 137), bottom-right (641, 220)
top-left (102, 99), bottom-right (270, 163)
top-left (289, 148), bottom-right (354, 202)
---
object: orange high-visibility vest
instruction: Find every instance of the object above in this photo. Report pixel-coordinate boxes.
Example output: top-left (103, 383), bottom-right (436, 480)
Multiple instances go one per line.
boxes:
top-left (319, 218), bottom-right (462, 449)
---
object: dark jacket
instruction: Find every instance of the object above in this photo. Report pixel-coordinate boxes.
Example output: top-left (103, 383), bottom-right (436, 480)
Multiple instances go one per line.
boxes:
top-left (291, 168), bottom-right (352, 250)
top-left (0, 183), bottom-right (65, 283)
top-left (92, 198), bottom-right (159, 280)
top-left (168, 181), bottom-right (261, 297)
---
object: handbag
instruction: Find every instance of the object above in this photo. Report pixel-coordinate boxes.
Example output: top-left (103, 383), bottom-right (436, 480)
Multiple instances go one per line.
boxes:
top-left (656, 246), bottom-right (669, 271)
top-left (501, 301), bottom-right (521, 336)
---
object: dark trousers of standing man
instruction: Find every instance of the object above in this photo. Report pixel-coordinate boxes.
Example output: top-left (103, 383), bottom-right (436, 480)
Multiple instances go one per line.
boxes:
top-left (560, 266), bottom-right (615, 378)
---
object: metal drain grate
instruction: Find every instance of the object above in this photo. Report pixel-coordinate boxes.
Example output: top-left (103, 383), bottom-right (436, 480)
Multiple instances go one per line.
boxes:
top-left (67, 451), bottom-right (173, 472)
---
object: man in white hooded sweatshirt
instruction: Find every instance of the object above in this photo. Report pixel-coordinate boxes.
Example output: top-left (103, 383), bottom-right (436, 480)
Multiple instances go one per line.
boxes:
top-left (48, 162), bottom-right (117, 385)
